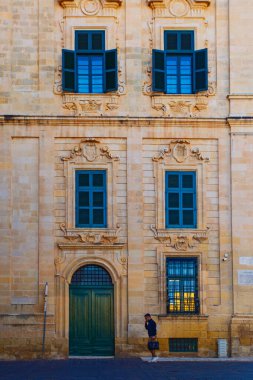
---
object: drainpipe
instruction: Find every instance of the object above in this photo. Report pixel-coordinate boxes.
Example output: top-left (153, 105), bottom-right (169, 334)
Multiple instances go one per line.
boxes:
top-left (42, 282), bottom-right (48, 356)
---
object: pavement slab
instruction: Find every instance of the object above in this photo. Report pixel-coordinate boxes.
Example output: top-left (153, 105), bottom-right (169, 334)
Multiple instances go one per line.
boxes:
top-left (0, 358), bottom-right (253, 380)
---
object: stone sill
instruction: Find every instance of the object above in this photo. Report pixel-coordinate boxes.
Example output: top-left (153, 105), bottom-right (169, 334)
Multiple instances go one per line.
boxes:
top-left (157, 314), bottom-right (209, 321)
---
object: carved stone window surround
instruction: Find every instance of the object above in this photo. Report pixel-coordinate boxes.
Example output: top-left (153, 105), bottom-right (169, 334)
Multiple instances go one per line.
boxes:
top-left (59, 138), bottom-right (121, 248)
top-left (152, 139), bottom-right (210, 231)
top-left (156, 248), bottom-right (208, 315)
top-left (143, 18), bottom-right (216, 116)
top-left (54, 19), bottom-right (126, 114)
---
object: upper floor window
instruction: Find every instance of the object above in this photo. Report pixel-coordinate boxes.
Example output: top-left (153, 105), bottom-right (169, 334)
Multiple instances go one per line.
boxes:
top-left (62, 31), bottom-right (118, 93)
top-left (152, 31), bottom-right (208, 94)
top-left (165, 171), bottom-right (197, 228)
top-left (75, 170), bottom-right (107, 228)
top-left (166, 257), bottom-right (199, 314)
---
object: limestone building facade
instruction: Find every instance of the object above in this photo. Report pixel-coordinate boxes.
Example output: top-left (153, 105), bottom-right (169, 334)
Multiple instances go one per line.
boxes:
top-left (1, 0), bottom-right (253, 358)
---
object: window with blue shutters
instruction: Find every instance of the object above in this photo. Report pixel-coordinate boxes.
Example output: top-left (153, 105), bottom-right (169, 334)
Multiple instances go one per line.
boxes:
top-left (62, 31), bottom-right (118, 93)
top-left (165, 171), bottom-right (197, 228)
top-left (166, 257), bottom-right (199, 314)
top-left (75, 170), bottom-right (107, 228)
top-left (152, 31), bottom-right (208, 94)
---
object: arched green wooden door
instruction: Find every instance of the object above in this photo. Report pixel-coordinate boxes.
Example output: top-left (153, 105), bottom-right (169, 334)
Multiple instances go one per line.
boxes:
top-left (69, 265), bottom-right (115, 356)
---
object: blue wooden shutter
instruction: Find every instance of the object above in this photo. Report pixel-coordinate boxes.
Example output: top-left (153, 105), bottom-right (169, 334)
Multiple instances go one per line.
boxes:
top-left (152, 49), bottom-right (165, 92)
top-left (104, 49), bottom-right (118, 92)
top-left (194, 48), bottom-right (208, 92)
top-left (181, 172), bottom-right (196, 228)
top-left (62, 49), bottom-right (76, 92)
top-left (75, 170), bottom-right (107, 228)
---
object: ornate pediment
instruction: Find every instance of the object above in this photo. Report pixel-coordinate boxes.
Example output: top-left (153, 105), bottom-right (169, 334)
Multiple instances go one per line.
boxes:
top-left (58, 0), bottom-right (122, 10)
top-left (61, 138), bottom-right (120, 163)
top-left (152, 139), bottom-right (210, 163)
top-left (151, 225), bottom-right (209, 251)
top-left (148, 0), bottom-right (211, 9)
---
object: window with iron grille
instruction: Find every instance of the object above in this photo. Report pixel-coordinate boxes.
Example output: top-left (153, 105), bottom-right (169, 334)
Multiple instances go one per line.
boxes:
top-left (75, 170), bottom-right (107, 228)
top-left (169, 338), bottom-right (198, 352)
top-left (62, 30), bottom-right (118, 93)
top-left (165, 171), bottom-right (197, 228)
top-left (152, 31), bottom-right (208, 94)
top-left (166, 257), bottom-right (199, 314)
top-left (71, 265), bottom-right (113, 286)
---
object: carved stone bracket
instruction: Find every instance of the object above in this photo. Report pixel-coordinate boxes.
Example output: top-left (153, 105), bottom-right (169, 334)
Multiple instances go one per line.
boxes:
top-left (61, 138), bottom-right (120, 162)
top-left (151, 225), bottom-right (209, 251)
top-left (59, 223), bottom-right (123, 248)
top-left (152, 139), bottom-right (210, 163)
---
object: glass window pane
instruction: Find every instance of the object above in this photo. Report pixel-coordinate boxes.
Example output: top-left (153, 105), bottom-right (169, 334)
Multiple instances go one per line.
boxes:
top-left (79, 192), bottom-right (89, 207)
top-left (169, 210), bottom-right (179, 225)
top-left (79, 174), bottom-right (89, 187)
top-left (93, 174), bottom-right (104, 187)
top-left (168, 193), bottom-right (179, 208)
top-left (91, 85), bottom-right (103, 93)
top-left (79, 209), bottom-right (90, 225)
top-left (181, 85), bottom-right (192, 94)
top-left (93, 192), bottom-right (104, 207)
top-left (181, 77), bottom-right (191, 85)
top-left (168, 174), bottom-right (179, 188)
top-left (182, 174), bottom-right (193, 188)
top-left (180, 56), bottom-right (191, 65)
top-left (167, 56), bottom-right (177, 65)
top-left (183, 210), bottom-right (194, 225)
top-left (78, 84), bottom-right (89, 93)
top-left (167, 85), bottom-right (177, 93)
top-left (93, 209), bottom-right (104, 225)
top-left (167, 76), bottom-right (177, 85)
top-left (182, 193), bottom-right (193, 208)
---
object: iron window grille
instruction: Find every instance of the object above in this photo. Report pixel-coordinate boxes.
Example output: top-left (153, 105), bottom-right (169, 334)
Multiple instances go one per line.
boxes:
top-left (62, 30), bottom-right (118, 93)
top-left (166, 257), bottom-right (199, 314)
top-left (169, 338), bottom-right (198, 352)
top-left (152, 30), bottom-right (208, 94)
top-left (71, 265), bottom-right (113, 286)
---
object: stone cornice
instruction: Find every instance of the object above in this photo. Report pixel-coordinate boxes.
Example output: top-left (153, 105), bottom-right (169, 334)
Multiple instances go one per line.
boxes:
top-left (58, 242), bottom-right (125, 250)
top-left (58, 0), bottom-right (122, 8)
top-left (148, 0), bottom-right (211, 9)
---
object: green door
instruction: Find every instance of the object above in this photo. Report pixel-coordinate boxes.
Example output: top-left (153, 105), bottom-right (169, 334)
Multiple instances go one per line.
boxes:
top-left (69, 265), bottom-right (114, 356)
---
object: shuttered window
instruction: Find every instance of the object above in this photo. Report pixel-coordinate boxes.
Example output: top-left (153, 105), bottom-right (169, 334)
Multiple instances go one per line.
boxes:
top-left (75, 170), bottom-right (107, 228)
top-left (62, 31), bottom-right (118, 93)
top-left (165, 171), bottom-right (197, 228)
top-left (152, 31), bottom-right (208, 94)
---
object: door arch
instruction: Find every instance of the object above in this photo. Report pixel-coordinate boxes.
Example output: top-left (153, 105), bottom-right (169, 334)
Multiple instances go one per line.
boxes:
top-left (69, 264), bottom-right (115, 356)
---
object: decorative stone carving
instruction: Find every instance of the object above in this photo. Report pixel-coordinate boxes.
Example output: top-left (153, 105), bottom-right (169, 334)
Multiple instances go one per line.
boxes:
top-left (152, 139), bottom-right (210, 163)
top-left (150, 225), bottom-right (209, 251)
top-left (117, 253), bottom-right (128, 276)
top-left (169, 0), bottom-right (190, 17)
top-left (62, 94), bottom-right (121, 116)
top-left (59, 224), bottom-right (123, 249)
top-left (80, 0), bottom-right (101, 15)
top-left (61, 138), bottom-right (120, 162)
top-left (151, 96), bottom-right (210, 117)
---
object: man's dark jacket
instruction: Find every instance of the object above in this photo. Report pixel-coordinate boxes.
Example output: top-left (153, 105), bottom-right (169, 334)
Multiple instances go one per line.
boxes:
top-left (145, 319), bottom-right (157, 337)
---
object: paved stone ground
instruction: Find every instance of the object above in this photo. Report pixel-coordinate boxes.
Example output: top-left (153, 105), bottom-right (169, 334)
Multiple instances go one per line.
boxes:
top-left (1, 358), bottom-right (253, 380)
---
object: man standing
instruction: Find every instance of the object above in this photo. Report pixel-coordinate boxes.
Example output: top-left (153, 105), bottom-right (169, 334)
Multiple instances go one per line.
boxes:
top-left (144, 313), bottom-right (158, 362)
